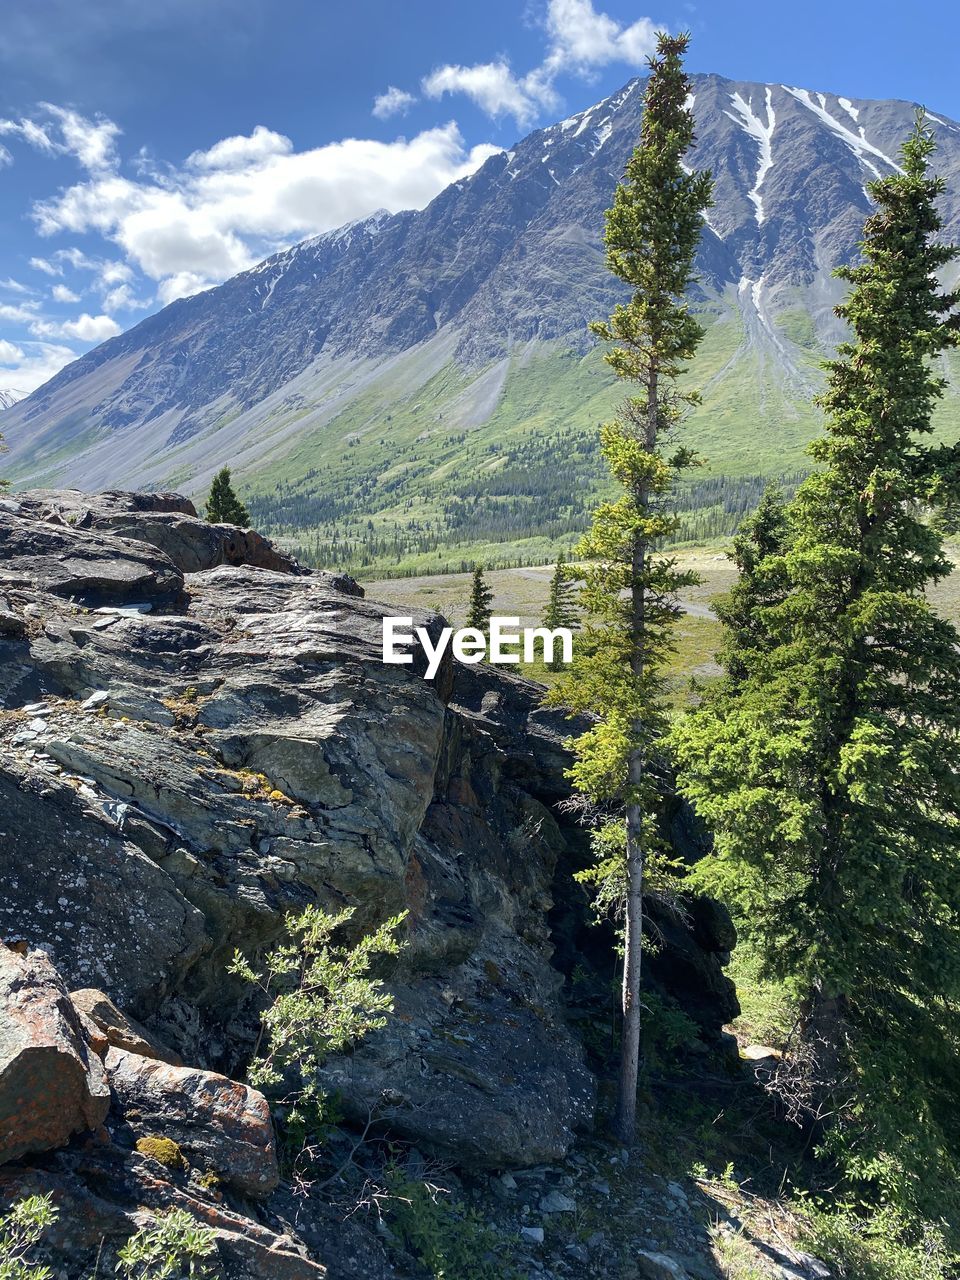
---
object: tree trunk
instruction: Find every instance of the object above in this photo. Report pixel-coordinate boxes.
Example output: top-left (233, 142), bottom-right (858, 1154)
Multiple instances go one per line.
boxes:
top-left (613, 412), bottom-right (653, 1142)
top-left (613, 365), bottom-right (658, 1143)
top-left (613, 768), bottom-right (645, 1141)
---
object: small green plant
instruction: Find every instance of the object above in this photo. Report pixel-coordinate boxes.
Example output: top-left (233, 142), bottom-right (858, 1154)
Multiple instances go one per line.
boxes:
top-left (229, 905), bottom-right (406, 1163)
top-left (797, 1202), bottom-right (958, 1280)
top-left (0, 1194), bottom-right (57, 1280)
top-left (385, 1172), bottom-right (519, 1280)
top-left (116, 1208), bottom-right (219, 1279)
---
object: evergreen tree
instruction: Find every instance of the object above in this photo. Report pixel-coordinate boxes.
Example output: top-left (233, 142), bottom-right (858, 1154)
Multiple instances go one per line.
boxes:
top-left (673, 117), bottom-right (960, 1226)
top-left (542, 553), bottom-right (579, 669)
top-left (466, 564), bottom-right (493, 634)
top-left (546, 31), bottom-right (712, 1142)
top-left (713, 484), bottom-right (790, 686)
top-left (206, 467), bottom-right (250, 526)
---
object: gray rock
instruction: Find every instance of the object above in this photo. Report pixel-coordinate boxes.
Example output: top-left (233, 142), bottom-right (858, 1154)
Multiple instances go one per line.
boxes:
top-left (539, 1190), bottom-right (576, 1213)
top-left (636, 1252), bottom-right (689, 1280)
top-left (520, 1226), bottom-right (545, 1244)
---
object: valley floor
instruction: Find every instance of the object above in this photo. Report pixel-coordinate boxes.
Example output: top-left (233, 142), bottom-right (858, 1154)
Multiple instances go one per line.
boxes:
top-left (368, 540), bottom-right (960, 702)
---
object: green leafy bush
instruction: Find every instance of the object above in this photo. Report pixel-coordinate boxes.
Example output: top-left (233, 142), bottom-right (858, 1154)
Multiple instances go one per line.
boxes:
top-left (230, 904), bottom-right (405, 1162)
top-left (798, 1203), bottom-right (957, 1280)
top-left (116, 1208), bottom-right (219, 1279)
top-left (0, 1195), bottom-right (57, 1280)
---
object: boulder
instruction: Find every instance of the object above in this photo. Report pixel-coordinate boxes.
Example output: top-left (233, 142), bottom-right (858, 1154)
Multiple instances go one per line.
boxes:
top-left (0, 764), bottom-right (207, 1012)
top-left (0, 947), bottom-right (110, 1163)
top-left (636, 1253), bottom-right (689, 1280)
top-left (70, 990), bottom-right (182, 1065)
top-left (106, 1047), bottom-right (279, 1197)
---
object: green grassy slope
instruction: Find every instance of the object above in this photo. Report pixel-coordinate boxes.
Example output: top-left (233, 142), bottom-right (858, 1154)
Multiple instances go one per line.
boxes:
top-left (243, 291), bottom-right (960, 575)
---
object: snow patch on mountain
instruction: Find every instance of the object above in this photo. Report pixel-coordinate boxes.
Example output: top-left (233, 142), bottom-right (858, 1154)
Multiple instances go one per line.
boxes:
top-left (590, 121), bottom-right (613, 155)
top-left (927, 111), bottom-right (960, 135)
top-left (0, 389), bottom-right (24, 412)
top-left (785, 87), bottom-right (903, 178)
top-left (726, 89), bottom-right (776, 225)
top-left (838, 96), bottom-right (860, 122)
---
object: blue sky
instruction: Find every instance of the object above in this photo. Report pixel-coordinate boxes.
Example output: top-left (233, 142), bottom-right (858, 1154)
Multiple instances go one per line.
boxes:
top-left (0, 0), bottom-right (956, 392)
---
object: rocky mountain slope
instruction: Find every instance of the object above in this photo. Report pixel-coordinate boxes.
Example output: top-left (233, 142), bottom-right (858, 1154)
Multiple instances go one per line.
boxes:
top-left (0, 389), bottom-right (23, 411)
top-left (0, 489), bottom-right (744, 1277)
top-left (4, 77), bottom-right (960, 570)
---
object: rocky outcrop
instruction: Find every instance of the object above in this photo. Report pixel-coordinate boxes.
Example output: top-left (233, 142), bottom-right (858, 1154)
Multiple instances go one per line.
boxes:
top-left (0, 947), bottom-right (110, 1162)
top-left (10, 488), bottom-right (308, 576)
top-left (0, 489), bottom-right (607, 1170)
top-left (0, 490), bottom-right (739, 1275)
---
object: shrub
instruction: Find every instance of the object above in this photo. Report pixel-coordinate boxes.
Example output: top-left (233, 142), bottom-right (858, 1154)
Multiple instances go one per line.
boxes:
top-left (229, 904), bottom-right (406, 1162)
top-left (116, 1208), bottom-right (219, 1279)
top-left (0, 1194), bottom-right (57, 1280)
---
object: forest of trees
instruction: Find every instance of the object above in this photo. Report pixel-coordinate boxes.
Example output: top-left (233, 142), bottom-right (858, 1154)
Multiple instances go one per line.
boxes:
top-left (252, 465), bottom-right (809, 575)
top-left (544, 28), bottom-right (960, 1272)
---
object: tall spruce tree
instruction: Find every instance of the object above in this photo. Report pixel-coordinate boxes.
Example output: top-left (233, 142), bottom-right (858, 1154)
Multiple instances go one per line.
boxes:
top-left (465, 564), bottom-right (493, 634)
top-left (713, 484), bottom-right (790, 686)
top-left (542, 553), bottom-right (578, 668)
top-left (673, 117), bottom-right (960, 1225)
top-left (206, 467), bottom-right (250, 526)
top-left (546, 31), bottom-right (712, 1142)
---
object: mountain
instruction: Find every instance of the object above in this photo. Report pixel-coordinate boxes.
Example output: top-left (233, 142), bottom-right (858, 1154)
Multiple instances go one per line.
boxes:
top-left (4, 74), bottom-right (960, 571)
top-left (0, 389), bottom-right (24, 412)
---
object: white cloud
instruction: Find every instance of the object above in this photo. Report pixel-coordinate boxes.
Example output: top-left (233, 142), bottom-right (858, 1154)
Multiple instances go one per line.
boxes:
top-left (30, 256), bottom-right (61, 276)
top-left (31, 312), bottom-right (121, 342)
top-left (423, 62), bottom-right (548, 127)
top-left (0, 116), bottom-right (56, 154)
top-left (0, 278), bottom-right (33, 294)
top-left (423, 0), bottom-right (660, 125)
top-left (52, 283), bottom-right (81, 303)
top-left (0, 302), bottom-right (40, 323)
top-left (542, 0), bottom-right (657, 73)
top-left (187, 125), bottom-right (293, 171)
top-left (157, 272), bottom-right (215, 305)
top-left (0, 144), bottom-right (11, 169)
top-left (30, 121), bottom-right (500, 301)
top-left (42, 104), bottom-right (121, 171)
top-left (372, 86), bottom-right (417, 120)
top-left (61, 312), bottom-right (121, 341)
top-left (103, 283), bottom-right (139, 310)
top-left (0, 104), bottom-right (119, 171)
top-left (0, 341), bottom-right (78, 394)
